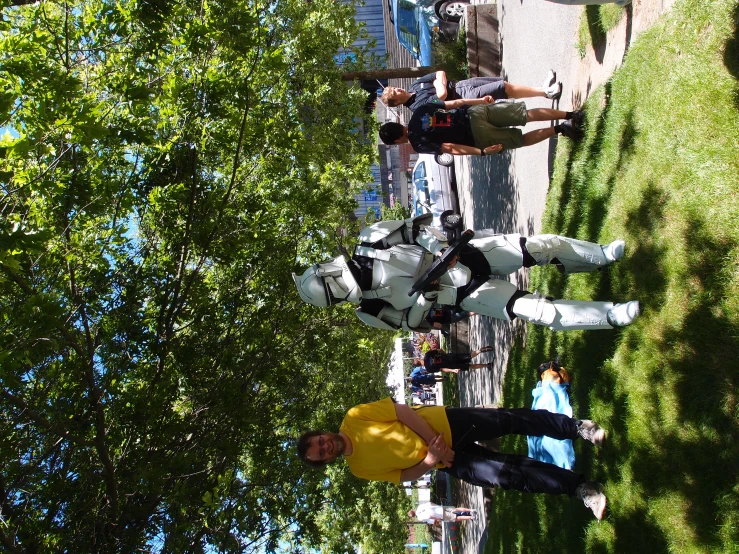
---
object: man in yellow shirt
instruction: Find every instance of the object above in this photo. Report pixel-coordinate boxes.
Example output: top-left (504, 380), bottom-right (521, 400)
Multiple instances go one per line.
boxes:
top-left (297, 398), bottom-right (607, 520)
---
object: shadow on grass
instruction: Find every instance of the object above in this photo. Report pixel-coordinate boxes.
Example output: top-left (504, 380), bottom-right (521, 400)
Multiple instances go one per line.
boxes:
top-left (552, 86), bottom-right (641, 246)
top-left (722, 1), bottom-right (739, 109)
top-left (486, 98), bottom-right (739, 554)
top-left (550, 81), bottom-right (613, 237)
top-left (625, 214), bottom-right (739, 549)
top-left (585, 6), bottom-right (608, 64)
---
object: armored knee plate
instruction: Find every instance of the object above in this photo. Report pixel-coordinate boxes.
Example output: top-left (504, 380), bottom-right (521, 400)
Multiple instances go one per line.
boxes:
top-left (468, 232), bottom-right (524, 276)
top-left (457, 278), bottom-right (517, 322)
top-left (511, 293), bottom-right (616, 330)
top-left (525, 235), bottom-right (612, 274)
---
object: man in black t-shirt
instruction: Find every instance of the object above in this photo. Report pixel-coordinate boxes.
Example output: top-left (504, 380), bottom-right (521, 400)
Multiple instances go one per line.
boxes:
top-left (381, 70), bottom-right (562, 113)
top-left (379, 98), bottom-right (584, 156)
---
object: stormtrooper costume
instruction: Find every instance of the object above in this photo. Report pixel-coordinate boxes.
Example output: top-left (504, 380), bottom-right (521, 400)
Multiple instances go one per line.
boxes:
top-left (293, 214), bottom-right (639, 332)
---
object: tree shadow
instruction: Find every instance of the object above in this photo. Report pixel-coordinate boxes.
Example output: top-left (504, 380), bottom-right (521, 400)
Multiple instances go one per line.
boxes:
top-left (469, 150), bottom-right (518, 234)
top-left (582, 206), bottom-right (738, 550)
top-left (585, 6), bottom-right (608, 64)
top-left (546, 134), bottom-right (559, 183)
top-left (633, 215), bottom-right (739, 548)
top-left (551, 82), bottom-right (642, 244)
top-left (723, 0), bottom-right (739, 109)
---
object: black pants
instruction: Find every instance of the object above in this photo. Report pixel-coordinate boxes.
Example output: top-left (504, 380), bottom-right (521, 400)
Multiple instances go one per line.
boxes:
top-left (440, 407), bottom-right (584, 496)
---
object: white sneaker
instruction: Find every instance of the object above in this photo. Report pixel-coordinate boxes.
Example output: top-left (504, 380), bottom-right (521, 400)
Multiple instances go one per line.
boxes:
top-left (576, 482), bottom-right (607, 520)
top-left (607, 301), bottom-right (640, 327)
top-left (542, 69), bottom-right (556, 89)
top-left (545, 82), bottom-right (562, 100)
top-left (603, 240), bottom-right (625, 263)
top-left (576, 420), bottom-right (606, 445)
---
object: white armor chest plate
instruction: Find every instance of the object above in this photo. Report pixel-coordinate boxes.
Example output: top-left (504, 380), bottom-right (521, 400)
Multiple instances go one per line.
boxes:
top-left (369, 245), bottom-right (434, 310)
top-left (371, 244), bottom-right (431, 287)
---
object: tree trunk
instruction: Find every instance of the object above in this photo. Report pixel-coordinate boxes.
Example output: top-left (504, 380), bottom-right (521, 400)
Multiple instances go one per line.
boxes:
top-left (342, 67), bottom-right (443, 81)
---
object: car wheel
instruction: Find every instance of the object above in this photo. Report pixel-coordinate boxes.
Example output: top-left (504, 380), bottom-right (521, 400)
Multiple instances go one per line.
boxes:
top-left (434, 153), bottom-right (454, 167)
top-left (440, 210), bottom-right (463, 230)
top-left (439, 0), bottom-right (468, 22)
top-left (434, 0), bottom-right (447, 19)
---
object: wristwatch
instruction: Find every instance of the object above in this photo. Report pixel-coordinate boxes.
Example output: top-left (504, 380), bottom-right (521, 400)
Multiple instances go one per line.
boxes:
top-left (480, 148), bottom-right (486, 156)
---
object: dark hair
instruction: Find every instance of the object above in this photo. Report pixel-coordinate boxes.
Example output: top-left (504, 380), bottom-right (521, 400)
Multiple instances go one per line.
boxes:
top-left (537, 359), bottom-right (562, 375)
top-left (412, 358), bottom-right (424, 367)
top-left (379, 122), bottom-right (405, 145)
top-left (297, 430), bottom-right (328, 469)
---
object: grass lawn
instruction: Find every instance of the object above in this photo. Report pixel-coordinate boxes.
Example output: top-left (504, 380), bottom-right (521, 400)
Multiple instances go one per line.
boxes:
top-left (577, 4), bottom-right (628, 58)
top-left (483, 0), bottom-right (739, 552)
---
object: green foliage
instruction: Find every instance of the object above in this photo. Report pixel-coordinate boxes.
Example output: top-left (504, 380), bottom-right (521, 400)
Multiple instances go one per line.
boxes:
top-left (486, 0), bottom-right (739, 552)
top-left (432, 27), bottom-right (469, 81)
top-left (381, 202), bottom-right (411, 221)
top-left (0, 0), bottom-right (407, 551)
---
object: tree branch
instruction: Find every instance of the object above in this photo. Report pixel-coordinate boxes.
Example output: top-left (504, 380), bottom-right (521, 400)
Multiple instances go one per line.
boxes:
top-left (6, 0), bottom-right (41, 7)
top-left (1, 389), bottom-right (91, 447)
top-left (0, 262), bottom-right (86, 357)
top-left (62, 147), bottom-right (119, 523)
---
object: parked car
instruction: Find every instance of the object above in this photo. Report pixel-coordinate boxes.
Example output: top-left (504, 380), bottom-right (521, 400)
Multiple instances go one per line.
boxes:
top-left (411, 154), bottom-right (462, 237)
top-left (434, 152), bottom-right (454, 167)
top-left (388, 0), bottom-right (467, 64)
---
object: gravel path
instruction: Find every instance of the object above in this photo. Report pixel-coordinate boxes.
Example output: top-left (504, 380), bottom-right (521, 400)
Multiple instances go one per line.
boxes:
top-left (453, 1), bottom-right (676, 552)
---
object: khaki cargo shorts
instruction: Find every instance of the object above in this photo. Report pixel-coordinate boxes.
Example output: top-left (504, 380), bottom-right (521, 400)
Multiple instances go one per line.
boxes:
top-left (468, 102), bottom-right (528, 151)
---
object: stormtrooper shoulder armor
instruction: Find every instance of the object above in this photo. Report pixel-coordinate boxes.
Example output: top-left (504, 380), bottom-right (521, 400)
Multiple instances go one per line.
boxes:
top-left (357, 214), bottom-right (434, 249)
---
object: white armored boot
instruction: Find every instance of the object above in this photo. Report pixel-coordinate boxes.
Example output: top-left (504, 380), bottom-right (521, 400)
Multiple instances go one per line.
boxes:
top-left (511, 293), bottom-right (639, 330)
top-left (454, 278), bottom-right (639, 330)
top-left (524, 235), bottom-right (625, 274)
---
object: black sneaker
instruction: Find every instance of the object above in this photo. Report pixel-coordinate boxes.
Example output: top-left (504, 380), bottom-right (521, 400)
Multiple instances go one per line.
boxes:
top-left (571, 109), bottom-right (586, 128)
top-left (558, 120), bottom-right (584, 141)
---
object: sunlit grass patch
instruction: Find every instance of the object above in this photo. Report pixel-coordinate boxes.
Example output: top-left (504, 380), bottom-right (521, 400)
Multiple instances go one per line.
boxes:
top-left (576, 4), bottom-right (629, 58)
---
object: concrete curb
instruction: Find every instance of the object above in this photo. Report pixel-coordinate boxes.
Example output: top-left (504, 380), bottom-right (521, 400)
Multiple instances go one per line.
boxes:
top-left (465, 3), bottom-right (502, 77)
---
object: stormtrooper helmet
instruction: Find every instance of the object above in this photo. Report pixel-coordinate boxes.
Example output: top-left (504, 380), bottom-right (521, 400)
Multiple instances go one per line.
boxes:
top-left (292, 256), bottom-right (362, 307)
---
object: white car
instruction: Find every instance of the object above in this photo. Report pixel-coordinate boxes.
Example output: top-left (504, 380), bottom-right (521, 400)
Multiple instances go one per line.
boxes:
top-left (411, 154), bottom-right (462, 233)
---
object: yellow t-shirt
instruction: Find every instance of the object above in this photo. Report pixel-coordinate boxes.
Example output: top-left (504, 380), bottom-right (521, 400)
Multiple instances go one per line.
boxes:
top-left (339, 397), bottom-right (453, 485)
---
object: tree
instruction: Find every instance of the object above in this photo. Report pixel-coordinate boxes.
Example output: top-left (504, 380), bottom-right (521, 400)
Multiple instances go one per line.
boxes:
top-left (341, 66), bottom-right (442, 81)
top-left (0, 0), bottom-right (408, 551)
top-left (381, 202), bottom-right (412, 221)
